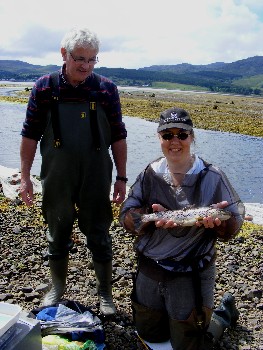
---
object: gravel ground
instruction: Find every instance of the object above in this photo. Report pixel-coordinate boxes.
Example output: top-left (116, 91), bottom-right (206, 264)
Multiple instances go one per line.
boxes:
top-left (0, 195), bottom-right (262, 350)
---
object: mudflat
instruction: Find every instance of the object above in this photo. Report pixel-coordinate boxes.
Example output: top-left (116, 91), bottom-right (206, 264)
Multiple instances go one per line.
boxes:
top-left (0, 84), bottom-right (263, 137)
top-left (119, 88), bottom-right (263, 137)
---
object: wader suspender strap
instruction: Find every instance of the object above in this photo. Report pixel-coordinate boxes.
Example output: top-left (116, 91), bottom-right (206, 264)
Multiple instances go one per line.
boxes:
top-left (49, 72), bottom-right (101, 150)
top-left (190, 166), bottom-right (212, 335)
top-left (50, 72), bottom-right (61, 148)
top-left (191, 263), bottom-right (206, 331)
top-left (89, 74), bottom-right (101, 151)
top-left (190, 167), bottom-right (214, 336)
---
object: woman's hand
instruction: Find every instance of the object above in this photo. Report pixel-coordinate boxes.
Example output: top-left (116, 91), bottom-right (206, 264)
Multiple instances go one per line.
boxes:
top-left (196, 201), bottom-right (228, 228)
top-left (151, 204), bottom-right (179, 229)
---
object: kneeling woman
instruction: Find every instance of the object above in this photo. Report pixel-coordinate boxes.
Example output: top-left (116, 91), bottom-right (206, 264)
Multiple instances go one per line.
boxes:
top-left (120, 107), bottom-right (244, 350)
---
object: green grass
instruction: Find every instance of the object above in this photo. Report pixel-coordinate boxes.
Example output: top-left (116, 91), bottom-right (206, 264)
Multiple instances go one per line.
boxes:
top-left (232, 74), bottom-right (263, 89)
top-left (151, 81), bottom-right (209, 91)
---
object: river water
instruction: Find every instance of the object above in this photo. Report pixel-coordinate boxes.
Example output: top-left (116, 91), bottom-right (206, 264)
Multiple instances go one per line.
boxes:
top-left (0, 101), bottom-right (262, 204)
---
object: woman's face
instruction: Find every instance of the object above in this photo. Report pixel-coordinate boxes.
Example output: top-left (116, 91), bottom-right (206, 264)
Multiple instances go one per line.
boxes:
top-left (158, 128), bottom-right (193, 162)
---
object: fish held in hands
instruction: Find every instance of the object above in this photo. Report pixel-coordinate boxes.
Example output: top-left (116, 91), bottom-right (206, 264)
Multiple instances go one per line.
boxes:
top-left (141, 206), bottom-right (232, 227)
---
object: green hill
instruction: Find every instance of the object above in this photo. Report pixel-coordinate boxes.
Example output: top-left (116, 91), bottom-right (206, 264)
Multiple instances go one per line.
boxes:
top-left (1, 56), bottom-right (263, 96)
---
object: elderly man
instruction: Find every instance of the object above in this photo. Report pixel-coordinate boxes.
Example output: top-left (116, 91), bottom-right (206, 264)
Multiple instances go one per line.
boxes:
top-left (20, 26), bottom-right (127, 316)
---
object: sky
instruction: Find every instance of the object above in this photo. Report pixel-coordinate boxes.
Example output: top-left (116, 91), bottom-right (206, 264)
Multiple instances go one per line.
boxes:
top-left (0, 0), bottom-right (263, 69)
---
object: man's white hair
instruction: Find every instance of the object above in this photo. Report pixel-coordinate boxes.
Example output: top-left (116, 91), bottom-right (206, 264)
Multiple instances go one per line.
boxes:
top-left (61, 26), bottom-right (100, 53)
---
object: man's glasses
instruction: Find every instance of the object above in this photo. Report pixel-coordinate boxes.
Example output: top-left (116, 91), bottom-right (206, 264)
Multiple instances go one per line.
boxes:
top-left (70, 52), bottom-right (99, 65)
top-left (161, 131), bottom-right (191, 141)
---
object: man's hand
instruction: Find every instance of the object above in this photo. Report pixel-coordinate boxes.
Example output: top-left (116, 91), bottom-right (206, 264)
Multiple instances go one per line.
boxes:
top-left (20, 136), bottom-right (37, 206)
top-left (20, 178), bottom-right (34, 206)
top-left (112, 181), bottom-right (126, 205)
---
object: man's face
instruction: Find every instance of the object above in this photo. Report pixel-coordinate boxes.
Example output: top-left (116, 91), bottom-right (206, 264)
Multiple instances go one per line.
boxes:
top-left (61, 47), bottom-right (98, 86)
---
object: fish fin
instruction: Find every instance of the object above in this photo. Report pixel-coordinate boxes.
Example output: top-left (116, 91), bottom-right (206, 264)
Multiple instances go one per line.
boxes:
top-left (182, 220), bottom-right (196, 226)
top-left (196, 216), bottom-right (203, 222)
top-left (182, 204), bottom-right (196, 211)
top-left (129, 210), bottom-right (154, 235)
top-left (130, 211), bottom-right (143, 225)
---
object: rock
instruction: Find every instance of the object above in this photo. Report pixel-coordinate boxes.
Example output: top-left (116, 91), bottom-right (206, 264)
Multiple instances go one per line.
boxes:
top-left (35, 284), bottom-right (49, 293)
top-left (0, 194), bottom-right (262, 349)
top-left (0, 294), bottom-right (10, 301)
top-left (21, 286), bottom-right (33, 293)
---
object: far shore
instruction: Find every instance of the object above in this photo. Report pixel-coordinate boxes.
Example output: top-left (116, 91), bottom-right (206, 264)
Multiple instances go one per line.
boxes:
top-left (118, 88), bottom-right (263, 138)
top-left (0, 83), bottom-right (263, 137)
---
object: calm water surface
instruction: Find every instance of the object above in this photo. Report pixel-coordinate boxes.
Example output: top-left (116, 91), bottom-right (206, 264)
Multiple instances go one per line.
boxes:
top-left (0, 103), bottom-right (262, 203)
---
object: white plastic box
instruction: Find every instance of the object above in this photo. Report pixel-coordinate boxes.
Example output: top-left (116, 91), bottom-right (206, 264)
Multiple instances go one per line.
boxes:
top-left (0, 302), bottom-right (22, 338)
top-left (0, 309), bottom-right (42, 350)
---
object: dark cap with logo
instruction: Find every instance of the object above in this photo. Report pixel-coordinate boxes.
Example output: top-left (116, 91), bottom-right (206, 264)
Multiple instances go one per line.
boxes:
top-left (157, 107), bottom-right (193, 132)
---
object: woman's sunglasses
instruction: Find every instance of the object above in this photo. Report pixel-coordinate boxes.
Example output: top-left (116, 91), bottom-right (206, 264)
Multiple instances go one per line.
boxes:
top-left (161, 131), bottom-right (191, 141)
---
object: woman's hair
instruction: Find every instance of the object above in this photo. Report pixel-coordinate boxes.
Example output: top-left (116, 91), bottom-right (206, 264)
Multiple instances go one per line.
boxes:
top-left (61, 26), bottom-right (100, 53)
top-left (190, 129), bottom-right (196, 144)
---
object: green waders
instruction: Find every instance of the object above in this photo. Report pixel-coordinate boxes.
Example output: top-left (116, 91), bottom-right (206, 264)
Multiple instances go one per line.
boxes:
top-left (206, 292), bottom-right (239, 344)
top-left (93, 260), bottom-right (116, 316)
top-left (42, 256), bottom-right (69, 306)
top-left (132, 298), bottom-right (239, 350)
top-left (131, 257), bottom-right (239, 349)
top-left (40, 90), bottom-right (114, 312)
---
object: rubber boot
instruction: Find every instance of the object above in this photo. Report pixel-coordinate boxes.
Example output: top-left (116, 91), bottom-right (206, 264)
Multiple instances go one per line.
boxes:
top-left (169, 307), bottom-right (213, 350)
top-left (131, 299), bottom-right (170, 343)
top-left (206, 292), bottom-right (239, 343)
top-left (42, 256), bottom-right (69, 306)
top-left (93, 260), bottom-right (116, 316)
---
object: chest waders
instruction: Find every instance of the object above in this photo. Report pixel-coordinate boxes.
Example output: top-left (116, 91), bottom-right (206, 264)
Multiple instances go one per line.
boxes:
top-left (131, 258), bottom-right (214, 349)
top-left (41, 73), bottom-right (116, 315)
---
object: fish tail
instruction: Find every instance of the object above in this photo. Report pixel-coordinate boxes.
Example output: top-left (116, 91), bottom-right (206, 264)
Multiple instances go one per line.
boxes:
top-left (130, 211), bottom-right (143, 225)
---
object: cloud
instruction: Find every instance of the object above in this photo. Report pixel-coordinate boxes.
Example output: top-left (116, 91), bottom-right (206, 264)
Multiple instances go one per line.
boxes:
top-left (1, 26), bottom-right (62, 55)
top-left (0, 0), bottom-right (263, 68)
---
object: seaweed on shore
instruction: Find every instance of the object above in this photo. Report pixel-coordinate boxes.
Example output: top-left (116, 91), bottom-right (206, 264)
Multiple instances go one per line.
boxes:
top-left (1, 88), bottom-right (262, 137)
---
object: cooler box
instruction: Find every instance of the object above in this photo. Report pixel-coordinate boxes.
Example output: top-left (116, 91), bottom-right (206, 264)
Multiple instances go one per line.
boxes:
top-left (0, 302), bottom-right (42, 350)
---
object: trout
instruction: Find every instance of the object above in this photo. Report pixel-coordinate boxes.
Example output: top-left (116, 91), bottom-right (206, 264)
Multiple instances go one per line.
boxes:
top-left (140, 206), bottom-right (232, 227)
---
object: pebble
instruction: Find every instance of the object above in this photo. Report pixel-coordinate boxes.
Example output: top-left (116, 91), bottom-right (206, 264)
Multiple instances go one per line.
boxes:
top-left (0, 195), bottom-right (262, 349)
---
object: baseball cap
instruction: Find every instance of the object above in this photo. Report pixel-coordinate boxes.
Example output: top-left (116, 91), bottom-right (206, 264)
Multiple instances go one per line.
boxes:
top-left (157, 107), bottom-right (193, 132)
